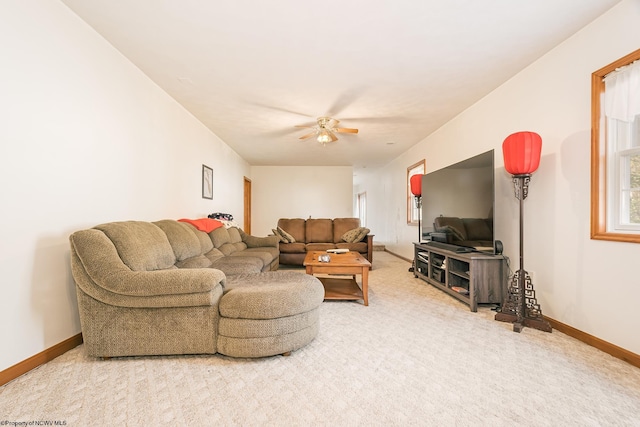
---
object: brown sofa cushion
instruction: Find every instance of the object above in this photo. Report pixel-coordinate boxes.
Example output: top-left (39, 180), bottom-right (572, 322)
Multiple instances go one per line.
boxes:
top-left (278, 242), bottom-right (306, 253)
top-left (276, 226), bottom-right (296, 243)
top-left (333, 218), bottom-right (361, 243)
top-left (341, 227), bottom-right (370, 243)
top-left (272, 229), bottom-right (288, 243)
top-left (306, 218), bottom-right (333, 243)
top-left (277, 218), bottom-right (306, 243)
top-left (306, 243), bottom-right (336, 252)
top-left (336, 241), bottom-right (368, 253)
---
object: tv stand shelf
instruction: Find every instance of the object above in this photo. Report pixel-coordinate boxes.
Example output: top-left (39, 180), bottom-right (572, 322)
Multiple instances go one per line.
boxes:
top-left (413, 243), bottom-right (506, 312)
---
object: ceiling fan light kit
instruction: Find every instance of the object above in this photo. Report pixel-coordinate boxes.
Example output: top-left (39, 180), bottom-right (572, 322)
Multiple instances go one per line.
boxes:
top-left (296, 116), bottom-right (358, 145)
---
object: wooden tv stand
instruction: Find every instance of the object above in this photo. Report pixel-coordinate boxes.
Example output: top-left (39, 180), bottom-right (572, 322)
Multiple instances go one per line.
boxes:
top-left (413, 242), bottom-right (507, 312)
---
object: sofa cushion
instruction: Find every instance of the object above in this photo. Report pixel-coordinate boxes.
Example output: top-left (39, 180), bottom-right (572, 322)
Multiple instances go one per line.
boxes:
top-left (175, 255), bottom-right (213, 269)
top-left (306, 243), bottom-right (336, 252)
top-left (272, 229), bottom-right (288, 243)
top-left (94, 221), bottom-right (175, 271)
top-left (212, 257), bottom-right (263, 275)
top-left (220, 271), bottom-right (324, 319)
top-left (183, 224), bottom-right (214, 254)
top-left (462, 218), bottom-right (493, 241)
top-left (218, 242), bottom-right (240, 256)
top-left (241, 246), bottom-right (280, 259)
top-left (210, 227), bottom-right (231, 248)
top-left (204, 247), bottom-right (225, 263)
top-left (306, 218), bottom-right (333, 243)
top-left (177, 218), bottom-right (223, 233)
top-left (230, 251), bottom-right (273, 268)
top-left (336, 241), bottom-right (368, 253)
top-left (278, 242), bottom-right (306, 253)
top-left (341, 227), bottom-right (370, 243)
top-left (239, 229), bottom-right (278, 248)
top-left (333, 218), bottom-right (361, 243)
top-left (277, 218), bottom-right (306, 243)
top-left (227, 227), bottom-right (243, 244)
top-left (153, 220), bottom-right (203, 262)
top-left (277, 226), bottom-right (296, 243)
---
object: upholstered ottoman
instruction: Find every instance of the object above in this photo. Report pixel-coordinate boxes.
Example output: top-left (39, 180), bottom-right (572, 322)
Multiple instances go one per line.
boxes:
top-left (217, 271), bottom-right (324, 358)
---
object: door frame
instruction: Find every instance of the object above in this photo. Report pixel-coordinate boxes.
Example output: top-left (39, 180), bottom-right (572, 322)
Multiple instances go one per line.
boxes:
top-left (243, 176), bottom-right (251, 234)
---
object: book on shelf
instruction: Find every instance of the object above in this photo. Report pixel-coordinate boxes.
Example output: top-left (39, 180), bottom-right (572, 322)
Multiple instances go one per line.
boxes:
top-left (451, 286), bottom-right (469, 295)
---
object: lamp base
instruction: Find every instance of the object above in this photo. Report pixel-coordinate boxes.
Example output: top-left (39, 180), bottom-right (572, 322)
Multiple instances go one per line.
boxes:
top-left (495, 269), bottom-right (552, 333)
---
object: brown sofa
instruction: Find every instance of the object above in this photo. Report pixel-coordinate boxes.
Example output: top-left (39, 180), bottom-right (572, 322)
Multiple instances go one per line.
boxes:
top-left (277, 218), bottom-right (373, 267)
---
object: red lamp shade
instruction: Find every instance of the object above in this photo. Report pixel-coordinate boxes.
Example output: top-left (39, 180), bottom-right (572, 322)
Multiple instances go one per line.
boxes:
top-left (502, 131), bottom-right (542, 175)
top-left (410, 174), bottom-right (423, 197)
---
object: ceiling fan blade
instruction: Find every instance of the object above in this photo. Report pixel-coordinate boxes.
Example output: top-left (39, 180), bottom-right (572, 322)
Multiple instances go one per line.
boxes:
top-left (329, 131), bottom-right (338, 142)
top-left (326, 87), bottom-right (366, 117)
top-left (334, 128), bottom-right (359, 134)
top-left (299, 132), bottom-right (316, 140)
top-left (250, 102), bottom-right (313, 118)
top-left (339, 116), bottom-right (413, 124)
top-left (295, 125), bottom-right (314, 128)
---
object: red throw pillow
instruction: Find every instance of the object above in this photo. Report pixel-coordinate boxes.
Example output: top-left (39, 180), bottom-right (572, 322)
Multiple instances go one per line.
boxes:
top-left (178, 218), bottom-right (224, 233)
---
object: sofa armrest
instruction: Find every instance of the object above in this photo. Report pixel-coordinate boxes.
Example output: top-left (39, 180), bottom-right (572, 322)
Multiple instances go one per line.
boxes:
top-left (70, 229), bottom-right (225, 297)
top-left (239, 230), bottom-right (279, 248)
top-left (107, 268), bottom-right (225, 297)
top-left (365, 234), bottom-right (374, 266)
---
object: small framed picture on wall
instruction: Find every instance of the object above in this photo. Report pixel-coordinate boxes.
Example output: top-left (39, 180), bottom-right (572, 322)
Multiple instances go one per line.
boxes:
top-left (202, 164), bottom-right (213, 199)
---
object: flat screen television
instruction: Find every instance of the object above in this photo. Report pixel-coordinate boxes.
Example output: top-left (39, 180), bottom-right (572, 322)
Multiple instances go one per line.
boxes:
top-left (421, 149), bottom-right (495, 253)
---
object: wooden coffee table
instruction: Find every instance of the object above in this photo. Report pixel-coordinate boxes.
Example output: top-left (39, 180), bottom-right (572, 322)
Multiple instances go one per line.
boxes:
top-left (303, 251), bottom-right (371, 306)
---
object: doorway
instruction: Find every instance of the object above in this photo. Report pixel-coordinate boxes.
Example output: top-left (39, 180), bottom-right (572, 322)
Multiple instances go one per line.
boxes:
top-left (243, 177), bottom-right (251, 234)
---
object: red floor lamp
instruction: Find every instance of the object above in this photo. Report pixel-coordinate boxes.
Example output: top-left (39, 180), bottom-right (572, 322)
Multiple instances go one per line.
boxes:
top-left (410, 173), bottom-right (424, 242)
top-left (495, 131), bottom-right (552, 333)
top-left (408, 174), bottom-right (424, 273)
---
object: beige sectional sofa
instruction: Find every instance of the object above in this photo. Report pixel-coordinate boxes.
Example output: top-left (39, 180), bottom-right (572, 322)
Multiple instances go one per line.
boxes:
top-left (277, 217), bottom-right (373, 267)
top-left (69, 219), bottom-right (324, 359)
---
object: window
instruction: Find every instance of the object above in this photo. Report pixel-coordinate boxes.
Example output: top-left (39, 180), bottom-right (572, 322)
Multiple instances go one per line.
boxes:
top-left (356, 192), bottom-right (367, 227)
top-left (591, 48), bottom-right (640, 243)
top-left (407, 160), bottom-right (425, 224)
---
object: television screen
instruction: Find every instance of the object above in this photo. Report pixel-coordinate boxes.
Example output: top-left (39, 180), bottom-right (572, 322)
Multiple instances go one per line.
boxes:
top-left (421, 150), bottom-right (495, 252)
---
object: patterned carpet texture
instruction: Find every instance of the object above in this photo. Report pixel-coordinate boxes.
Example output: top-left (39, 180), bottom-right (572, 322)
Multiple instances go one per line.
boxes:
top-left (1, 252), bottom-right (639, 426)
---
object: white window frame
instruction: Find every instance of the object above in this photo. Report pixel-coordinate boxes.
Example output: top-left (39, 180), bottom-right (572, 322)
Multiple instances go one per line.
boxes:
top-left (606, 118), bottom-right (640, 232)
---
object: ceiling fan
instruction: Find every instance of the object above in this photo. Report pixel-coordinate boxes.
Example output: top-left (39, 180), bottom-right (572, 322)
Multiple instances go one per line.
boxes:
top-left (295, 117), bottom-right (358, 145)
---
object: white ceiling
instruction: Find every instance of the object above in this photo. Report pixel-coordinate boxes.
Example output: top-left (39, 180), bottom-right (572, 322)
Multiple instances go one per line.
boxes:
top-left (60, 0), bottom-right (621, 171)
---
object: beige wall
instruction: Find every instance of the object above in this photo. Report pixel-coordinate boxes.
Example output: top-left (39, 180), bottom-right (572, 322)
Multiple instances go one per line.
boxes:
top-left (0, 0), bottom-right (249, 371)
top-left (251, 166), bottom-right (354, 236)
top-left (358, 0), bottom-right (640, 354)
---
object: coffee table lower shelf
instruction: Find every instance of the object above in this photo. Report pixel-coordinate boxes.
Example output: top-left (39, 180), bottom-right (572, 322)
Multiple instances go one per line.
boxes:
top-left (319, 277), bottom-right (363, 301)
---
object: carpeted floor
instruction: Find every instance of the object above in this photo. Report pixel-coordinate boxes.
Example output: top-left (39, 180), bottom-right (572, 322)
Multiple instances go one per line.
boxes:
top-left (1, 252), bottom-right (639, 426)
